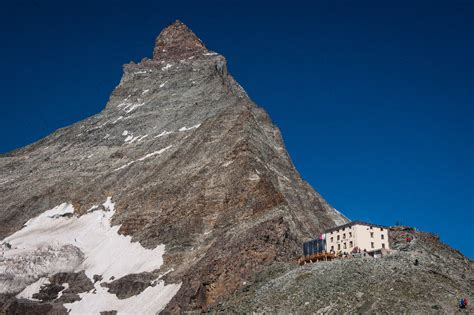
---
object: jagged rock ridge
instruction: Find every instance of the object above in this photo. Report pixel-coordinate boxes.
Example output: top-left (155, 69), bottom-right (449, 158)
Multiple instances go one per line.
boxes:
top-left (0, 20), bottom-right (347, 313)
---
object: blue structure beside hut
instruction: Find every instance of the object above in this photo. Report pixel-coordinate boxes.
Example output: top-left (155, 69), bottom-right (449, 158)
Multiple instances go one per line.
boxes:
top-left (303, 238), bottom-right (326, 257)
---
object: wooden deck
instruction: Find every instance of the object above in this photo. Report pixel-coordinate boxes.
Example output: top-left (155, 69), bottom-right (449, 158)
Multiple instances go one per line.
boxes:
top-left (298, 252), bottom-right (337, 265)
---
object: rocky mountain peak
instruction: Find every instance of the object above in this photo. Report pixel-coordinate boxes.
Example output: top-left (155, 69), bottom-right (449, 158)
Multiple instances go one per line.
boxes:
top-left (0, 21), bottom-right (349, 314)
top-left (153, 20), bottom-right (207, 60)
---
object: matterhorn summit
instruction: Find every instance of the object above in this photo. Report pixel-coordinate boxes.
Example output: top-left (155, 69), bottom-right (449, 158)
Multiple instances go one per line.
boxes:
top-left (0, 20), bottom-right (347, 313)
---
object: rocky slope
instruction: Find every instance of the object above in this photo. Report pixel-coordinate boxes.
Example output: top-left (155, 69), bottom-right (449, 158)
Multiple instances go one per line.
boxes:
top-left (218, 228), bottom-right (474, 313)
top-left (0, 20), bottom-right (348, 314)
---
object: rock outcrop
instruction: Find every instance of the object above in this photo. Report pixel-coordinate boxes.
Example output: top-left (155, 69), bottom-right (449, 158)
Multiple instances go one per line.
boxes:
top-left (218, 228), bottom-right (474, 313)
top-left (0, 20), bottom-right (347, 313)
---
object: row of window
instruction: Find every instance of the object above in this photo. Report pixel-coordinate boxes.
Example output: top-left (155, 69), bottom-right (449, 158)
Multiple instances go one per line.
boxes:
top-left (331, 231), bottom-right (353, 242)
top-left (330, 242), bottom-right (386, 252)
top-left (330, 226), bottom-right (384, 234)
top-left (330, 241), bottom-right (354, 251)
top-left (330, 232), bottom-right (385, 243)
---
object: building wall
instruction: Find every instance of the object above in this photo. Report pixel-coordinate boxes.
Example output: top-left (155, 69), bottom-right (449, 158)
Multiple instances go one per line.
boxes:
top-left (325, 223), bottom-right (389, 254)
top-left (353, 224), bottom-right (389, 252)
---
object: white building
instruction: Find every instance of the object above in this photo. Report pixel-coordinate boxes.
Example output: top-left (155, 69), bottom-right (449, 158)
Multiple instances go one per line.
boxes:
top-left (325, 221), bottom-right (389, 255)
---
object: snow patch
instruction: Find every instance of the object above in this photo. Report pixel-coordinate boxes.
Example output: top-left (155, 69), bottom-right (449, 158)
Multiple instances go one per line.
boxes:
top-left (142, 89), bottom-right (150, 95)
top-left (118, 101), bottom-right (146, 113)
top-left (124, 135), bottom-right (135, 142)
top-left (64, 281), bottom-right (180, 315)
top-left (56, 282), bottom-right (69, 300)
top-left (249, 174), bottom-right (260, 181)
top-left (161, 64), bottom-right (172, 71)
top-left (333, 208), bottom-right (350, 226)
top-left (98, 121), bottom-right (110, 129)
top-left (154, 130), bottom-right (173, 138)
top-left (222, 161), bottom-right (234, 167)
top-left (2, 198), bottom-right (181, 313)
top-left (112, 116), bottom-right (124, 124)
top-left (128, 136), bottom-right (140, 144)
top-left (0, 179), bottom-right (11, 185)
top-left (136, 135), bottom-right (149, 142)
top-left (124, 102), bottom-right (145, 113)
top-left (159, 80), bottom-right (168, 88)
top-left (137, 147), bottom-right (172, 161)
top-left (178, 124), bottom-right (201, 132)
top-left (25, 203), bottom-right (74, 226)
top-left (123, 132), bottom-right (148, 144)
top-left (3, 200), bottom-right (166, 281)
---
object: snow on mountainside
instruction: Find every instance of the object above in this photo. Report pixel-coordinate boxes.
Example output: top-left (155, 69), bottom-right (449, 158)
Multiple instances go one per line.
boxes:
top-left (1, 198), bottom-right (180, 314)
top-left (0, 20), bottom-right (349, 313)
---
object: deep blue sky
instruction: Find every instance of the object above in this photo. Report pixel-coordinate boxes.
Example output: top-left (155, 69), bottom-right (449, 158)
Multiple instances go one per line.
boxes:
top-left (1, 0), bottom-right (472, 257)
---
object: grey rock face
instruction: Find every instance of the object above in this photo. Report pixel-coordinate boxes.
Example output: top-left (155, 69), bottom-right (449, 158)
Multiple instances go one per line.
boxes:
top-left (0, 271), bottom-right (92, 314)
top-left (101, 272), bottom-right (157, 299)
top-left (1, 20), bottom-right (348, 312)
top-left (0, 244), bottom-right (84, 294)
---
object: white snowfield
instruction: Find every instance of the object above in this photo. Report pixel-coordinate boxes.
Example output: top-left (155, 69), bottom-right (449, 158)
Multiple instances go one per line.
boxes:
top-left (0, 198), bottom-right (181, 314)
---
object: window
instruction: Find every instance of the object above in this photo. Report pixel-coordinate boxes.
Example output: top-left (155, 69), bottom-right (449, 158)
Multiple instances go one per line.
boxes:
top-left (381, 228), bottom-right (384, 231)
top-left (330, 246), bottom-right (334, 251)
top-left (338, 244), bottom-right (341, 250)
top-left (337, 235), bottom-right (340, 241)
top-left (330, 237), bottom-right (333, 242)
top-left (349, 241), bottom-right (353, 247)
top-left (343, 233), bottom-right (346, 239)
top-left (371, 242), bottom-right (374, 248)
top-left (343, 243), bottom-right (347, 249)
top-left (382, 243), bottom-right (385, 249)
top-left (370, 232), bottom-right (374, 238)
top-left (349, 232), bottom-right (352, 237)
top-left (381, 234), bottom-right (384, 240)
top-left (370, 226), bottom-right (373, 229)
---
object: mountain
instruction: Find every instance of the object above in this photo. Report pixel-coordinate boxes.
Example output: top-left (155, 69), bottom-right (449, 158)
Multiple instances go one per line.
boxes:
top-left (0, 20), bottom-right (347, 314)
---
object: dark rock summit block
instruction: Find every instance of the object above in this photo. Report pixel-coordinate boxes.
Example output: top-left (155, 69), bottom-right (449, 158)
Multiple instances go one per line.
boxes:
top-left (153, 20), bottom-right (208, 60)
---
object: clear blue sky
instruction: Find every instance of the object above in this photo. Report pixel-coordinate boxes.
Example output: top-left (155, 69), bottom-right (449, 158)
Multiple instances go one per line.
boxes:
top-left (0, 0), bottom-right (472, 257)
